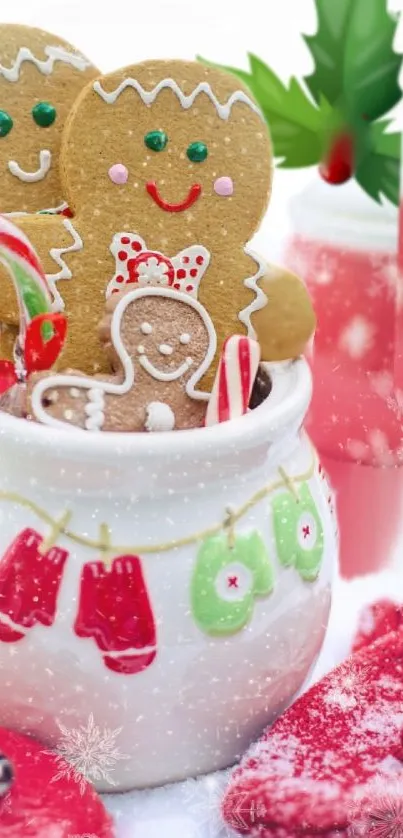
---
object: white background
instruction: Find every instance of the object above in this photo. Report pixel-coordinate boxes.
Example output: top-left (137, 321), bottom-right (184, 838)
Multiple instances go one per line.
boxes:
top-left (2, 0), bottom-right (402, 255)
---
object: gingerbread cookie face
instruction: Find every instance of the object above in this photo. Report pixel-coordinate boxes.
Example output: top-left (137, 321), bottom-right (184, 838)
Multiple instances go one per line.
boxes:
top-left (29, 286), bottom-right (217, 432)
top-left (117, 292), bottom-right (214, 385)
top-left (0, 25), bottom-right (98, 213)
top-left (60, 60), bottom-right (272, 249)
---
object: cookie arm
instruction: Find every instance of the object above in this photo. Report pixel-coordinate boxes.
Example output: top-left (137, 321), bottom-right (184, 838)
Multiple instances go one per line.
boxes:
top-left (0, 214), bottom-right (70, 327)
top-left (251, 264), bottom-right (316, 361)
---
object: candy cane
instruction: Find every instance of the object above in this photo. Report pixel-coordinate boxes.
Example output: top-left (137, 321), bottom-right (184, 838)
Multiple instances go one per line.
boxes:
top-left (205, 335), bottom-right (261, 426)
top-left (0, 214), bottom-right (53, 338)
top-left (0, 215), bottom-right (66, 381)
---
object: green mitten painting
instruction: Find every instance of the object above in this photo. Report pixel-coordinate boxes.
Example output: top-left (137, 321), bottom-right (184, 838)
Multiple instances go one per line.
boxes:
top-left (191, 531), bottom-right (274, 636)
top-left (272, 483), bottom-right (324, 581)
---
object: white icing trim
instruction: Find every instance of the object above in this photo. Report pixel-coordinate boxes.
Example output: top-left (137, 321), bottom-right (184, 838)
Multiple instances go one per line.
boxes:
top-left (0, 46), bottom-right (91, 82)
top-left (94, 78), bottom-right (263, 121)
top-left (40, 201), bottom-right (69, 215)
top-left (139, 354), bottom-right (192, 381)
top-left (47, 218), bottom-right (83, 312)
top-left (145, 401), bottom-right (175, 432)
top-left (105, 644), bottom-right (157, 659)
top-left (31, 287), bottom-right (216, 431)
top-left (238, 247), bottom-right (267, 338)
top-left (8, 149), bottom-right (51, 183)
top-left (84, 388), bottom-right (105, 431)
top-left (6, 202), bottom-right (68, 217)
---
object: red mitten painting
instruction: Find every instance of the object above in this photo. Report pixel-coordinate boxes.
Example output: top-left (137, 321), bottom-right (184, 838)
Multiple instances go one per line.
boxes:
top-left (223, 629), bottom-right (403, 837)
top-left (0, 528), bottom-right (67, 642)
top-left (74, 555), bottom-right (157, 675)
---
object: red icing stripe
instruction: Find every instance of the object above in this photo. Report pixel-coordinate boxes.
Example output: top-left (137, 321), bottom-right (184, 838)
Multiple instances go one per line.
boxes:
top-left (146, 181), bottom-right (202, 213)
top-left (218, 346), bottom-right (230, 423)
top-left (238, 337), bottom-right (251, 413)
top-left (0, 231), bottom-right (46, 287)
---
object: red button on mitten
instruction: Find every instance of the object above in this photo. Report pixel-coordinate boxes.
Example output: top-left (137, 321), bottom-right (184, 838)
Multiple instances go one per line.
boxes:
top-left (74, 555), bottom-right (157, 675)
top-left (223, 628), bottom-right (403, 836)
top-left (0, 529), bottom-right (68, 642)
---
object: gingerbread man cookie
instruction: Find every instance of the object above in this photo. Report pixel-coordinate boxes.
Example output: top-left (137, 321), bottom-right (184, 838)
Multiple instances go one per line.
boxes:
top-left (0, 25), bottom-right (98, 360)
top-left (0, 25), bottom-right (98, 215)
top-left (28, 281), bottom-right (216, 432)
top-left (0, 59), bottom-right (315, 387)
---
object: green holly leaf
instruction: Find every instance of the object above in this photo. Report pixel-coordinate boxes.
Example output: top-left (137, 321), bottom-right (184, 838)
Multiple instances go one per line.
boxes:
top-left (199, 54), bottom-right (328, 167)
top-left (355, 121), bottom-right (400, 205)
top-left (196, 55), bottom-right (252, 88)
top-left (304, 0), bottom-right (400, 120)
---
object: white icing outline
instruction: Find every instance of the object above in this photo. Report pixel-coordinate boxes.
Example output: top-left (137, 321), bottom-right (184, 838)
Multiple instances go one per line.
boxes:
top-left (47, 218), bottom-right (84, 312)
top-left (40, 201), bottom-right (69, 215)
top-left (0, 46), bottom-right (91, 82)
top-left (8, 149), bottom-right (51, 183)
top-left (238, 247), bottom-right (267, 338)
top-left (140, 354), bottom-right (192, 381)
top-left (31, 287), bottom-right (217, 431)
top-left (93, 78), bottom-right (263, 121)
top-left (6, 201), bottom-right (68, 217)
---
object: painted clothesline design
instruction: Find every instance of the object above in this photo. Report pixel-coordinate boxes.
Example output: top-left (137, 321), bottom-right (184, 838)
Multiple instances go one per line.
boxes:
top-left (0, 455), bottom-right (316, 562)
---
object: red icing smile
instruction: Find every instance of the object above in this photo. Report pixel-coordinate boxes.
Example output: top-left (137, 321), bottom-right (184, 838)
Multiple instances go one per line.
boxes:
top-left (146, 181), bottom-right (202, 213)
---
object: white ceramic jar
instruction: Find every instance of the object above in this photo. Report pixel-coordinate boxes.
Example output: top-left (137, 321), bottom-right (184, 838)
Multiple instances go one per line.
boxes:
top-left (0, 359), bottom-right (336, 790)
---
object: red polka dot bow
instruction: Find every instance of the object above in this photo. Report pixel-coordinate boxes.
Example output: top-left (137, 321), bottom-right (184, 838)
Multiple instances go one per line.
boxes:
top-left (107, 233), bottom-right (210, 299)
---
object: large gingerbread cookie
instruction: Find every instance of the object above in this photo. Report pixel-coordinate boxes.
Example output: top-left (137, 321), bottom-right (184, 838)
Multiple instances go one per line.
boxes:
top-left (28, 283), bottom-right (216, 432)
top-left (0, 24), bottom-right (98, 360)
top-left (0, 24), bottom-right (98, 214)
top-left (0, 59), bottom-right (315, 386)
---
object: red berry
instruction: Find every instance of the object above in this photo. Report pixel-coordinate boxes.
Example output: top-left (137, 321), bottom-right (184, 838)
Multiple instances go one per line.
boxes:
top-left (320, 133), bottom-right (354, 185)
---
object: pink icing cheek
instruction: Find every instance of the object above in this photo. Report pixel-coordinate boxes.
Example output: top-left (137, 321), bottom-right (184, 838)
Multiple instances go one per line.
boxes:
top-left (214, 176), bottom-right (234, 197)
top-left (108, 163), bottom-right (129, 185)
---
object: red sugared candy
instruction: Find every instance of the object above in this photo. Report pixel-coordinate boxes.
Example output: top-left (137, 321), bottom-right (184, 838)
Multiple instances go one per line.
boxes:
top-left (222, 628), bottom-right (403, 836)
top-left (353, 599), bottom-right (403, 653)
top-left (0, 727), bottom-right (114, 836)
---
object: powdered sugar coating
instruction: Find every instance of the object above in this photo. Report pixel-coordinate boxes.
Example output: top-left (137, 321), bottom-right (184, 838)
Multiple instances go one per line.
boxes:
top-left (223, 629), bottom-right (403, 834)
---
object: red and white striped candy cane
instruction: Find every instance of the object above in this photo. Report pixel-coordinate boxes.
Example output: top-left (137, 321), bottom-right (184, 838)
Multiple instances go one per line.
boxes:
top-left (205, 335), bottom-right (260, 426)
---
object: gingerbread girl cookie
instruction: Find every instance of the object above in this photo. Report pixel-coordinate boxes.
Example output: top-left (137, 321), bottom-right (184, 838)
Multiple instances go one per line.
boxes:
top-left (0, 59), bottom-right (315, 388)
top-left (0, 24), bottom-right (98, 360)
top-left (28, 279), bottom-right (216, 432)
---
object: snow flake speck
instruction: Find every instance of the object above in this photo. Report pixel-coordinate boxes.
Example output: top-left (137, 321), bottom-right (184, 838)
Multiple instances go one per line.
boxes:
top-left (367, 429), bottom-right (396, 467)
top-left (315, 266), bottom-right (334, 285)
top-left (339, 316), bottom-right (375, 360)
top-left (324, 688), bottom-right (357, 710)
top-left (43, 713), bottom-right (130, 794)
top-left (369, 371), bottom-right (394, 400)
